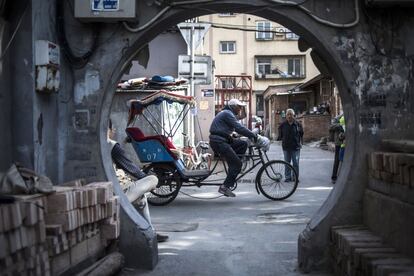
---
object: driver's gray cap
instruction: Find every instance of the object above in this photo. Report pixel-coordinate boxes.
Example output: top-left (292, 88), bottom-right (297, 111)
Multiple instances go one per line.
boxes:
top-left (228, 99), bottom-right (247, 106)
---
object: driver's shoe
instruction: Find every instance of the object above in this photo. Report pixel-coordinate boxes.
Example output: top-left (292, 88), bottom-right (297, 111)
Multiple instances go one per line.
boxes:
top-left (218, 185), bottom-right (236, 197)
top-left (156, 233), bottom-right (169, 243)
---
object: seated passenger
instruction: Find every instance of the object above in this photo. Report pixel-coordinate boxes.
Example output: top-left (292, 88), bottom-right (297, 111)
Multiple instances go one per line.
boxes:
top-left (108, 120), bottom-right (168, 242)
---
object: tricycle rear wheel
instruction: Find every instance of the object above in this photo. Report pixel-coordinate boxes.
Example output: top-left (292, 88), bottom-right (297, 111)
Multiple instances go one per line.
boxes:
top-left (144, 164), bottom-right (182, 206)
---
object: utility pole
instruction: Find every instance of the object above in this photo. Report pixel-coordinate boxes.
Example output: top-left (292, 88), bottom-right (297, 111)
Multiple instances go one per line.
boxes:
top-left (189, 24), bottom-right (195, 146)
top-left (177, 21), bottom-right (211, 146)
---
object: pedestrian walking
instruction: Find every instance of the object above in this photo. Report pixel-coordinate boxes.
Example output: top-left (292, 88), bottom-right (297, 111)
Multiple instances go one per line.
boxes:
top-left (329, 114), bottom-right (345, 184)
top-left (277, 109), bottom-right (304, 182)
top-left (209, 99), bottom-right (257, 197)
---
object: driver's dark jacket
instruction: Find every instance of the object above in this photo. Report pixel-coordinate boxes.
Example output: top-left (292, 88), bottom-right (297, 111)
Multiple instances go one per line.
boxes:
top-left (209, 105), bottom-right (256, 143)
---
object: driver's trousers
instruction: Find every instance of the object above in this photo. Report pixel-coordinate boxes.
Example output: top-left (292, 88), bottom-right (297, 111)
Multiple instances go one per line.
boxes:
top-left (210, 138), bottom-right (248, 188)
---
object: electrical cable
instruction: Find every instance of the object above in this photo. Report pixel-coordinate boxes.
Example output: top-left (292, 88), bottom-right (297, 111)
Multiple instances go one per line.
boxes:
top-left (173, 3), bottom-right (270, 17)
top-left (123, 6), bottom-right (171, 33)
top-left (0, 2), bottom-right (29, 61)
top-left (122, 0), bottom-right (215, 32)
top-left (198, 21), bottom-right (296, 35)
top-left (56, 0), bottom-right (100, 68)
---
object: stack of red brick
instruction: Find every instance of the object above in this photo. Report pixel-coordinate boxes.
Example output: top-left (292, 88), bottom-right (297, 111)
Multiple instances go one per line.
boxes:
top-left (331, 225), bottom-right (414, 275)
top-left (0, 181), bottom-right (121, 276)
top-left (368, 152), bottom-right (414, 186)
top-left (0, 195), bottom-right (50, 275)
top-left (45, 182), bottom-right (120, 275)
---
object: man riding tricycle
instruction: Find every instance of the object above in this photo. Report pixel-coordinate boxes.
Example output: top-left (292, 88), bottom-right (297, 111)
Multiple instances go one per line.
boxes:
top-left (124, 90), bottom-right (298, 206)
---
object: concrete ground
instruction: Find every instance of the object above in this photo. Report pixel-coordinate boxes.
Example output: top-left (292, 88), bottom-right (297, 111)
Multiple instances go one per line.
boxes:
top-left (122, 142), bottom-right (334, 276)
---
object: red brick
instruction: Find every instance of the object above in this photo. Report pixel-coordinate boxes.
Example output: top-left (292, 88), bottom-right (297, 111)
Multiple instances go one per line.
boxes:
top-left (70, 238), bottom-right (88, 266)
top-left (0, 233), bottom-right (9, 259)
top-left (372, 152), bottom-right (384, 171)
top-left (380, 171), bottom-right (394, 182)
top-left (87, 233), bottom-right (103, 256)
top-left (382, 153), bottom-right (399, 174)
top-left (46, 192), bottom-right (74, 214)
top-left (101, 221), bottom-right (119, 240)
top-left (50, 251), bottom-right (70, 276)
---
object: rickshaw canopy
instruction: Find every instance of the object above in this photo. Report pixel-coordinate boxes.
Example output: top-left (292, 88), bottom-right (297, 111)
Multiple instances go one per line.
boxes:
top-left (128, 90), bottom-right (195, 125)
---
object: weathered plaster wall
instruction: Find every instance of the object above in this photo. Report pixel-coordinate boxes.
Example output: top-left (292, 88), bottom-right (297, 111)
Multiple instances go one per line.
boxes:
top-left (2, 0), bottom-right (67, 183)
top-left (60, 9), bottom-right (159, 267)
top-left (32, 0), bottom-right (61, 182)
top-left (122, 32), bottom-right (187, 80)
top-left (0, 18), bottom-right (12, 171)
top-left (297, 7), bottom-right (414, 272)
top-left (10, 2), bottom-right (34, 170)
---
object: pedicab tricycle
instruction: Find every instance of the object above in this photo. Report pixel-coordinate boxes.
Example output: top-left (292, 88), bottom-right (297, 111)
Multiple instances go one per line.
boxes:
top-left (125, 90), bottom-right (299, 206)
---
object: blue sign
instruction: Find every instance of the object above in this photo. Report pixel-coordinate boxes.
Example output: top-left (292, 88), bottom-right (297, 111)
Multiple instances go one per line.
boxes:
top-left (202, 89), bottom-right (214, 97)
top-left (92, 0), bottom-right (119, 11)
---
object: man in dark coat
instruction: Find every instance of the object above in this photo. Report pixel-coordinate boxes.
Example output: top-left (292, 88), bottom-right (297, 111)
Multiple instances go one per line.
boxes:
top-left (329, 114), bottom-right (345, 184)
top-left (277, 108), bottom-right (304, 182)
top-left (209, 99), bottom-right (257, 197)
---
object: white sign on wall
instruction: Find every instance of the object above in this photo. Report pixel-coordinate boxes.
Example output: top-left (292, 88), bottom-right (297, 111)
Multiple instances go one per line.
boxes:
top-left (92, 0), bottom-right (119, 11)
top-left (178, 55), bottom-right (212, 85)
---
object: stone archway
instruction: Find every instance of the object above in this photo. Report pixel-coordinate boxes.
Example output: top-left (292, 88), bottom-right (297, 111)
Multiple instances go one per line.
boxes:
top-left (65, 0), bottom-right (412, 271)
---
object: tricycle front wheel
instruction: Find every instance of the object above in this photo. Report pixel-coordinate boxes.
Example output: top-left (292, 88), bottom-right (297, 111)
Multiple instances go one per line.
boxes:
top-left (257, 160), bottom-right (298, 200)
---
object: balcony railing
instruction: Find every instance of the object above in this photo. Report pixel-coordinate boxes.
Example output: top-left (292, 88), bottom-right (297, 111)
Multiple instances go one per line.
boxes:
top-left (255, 73), bottom-right (306, 80)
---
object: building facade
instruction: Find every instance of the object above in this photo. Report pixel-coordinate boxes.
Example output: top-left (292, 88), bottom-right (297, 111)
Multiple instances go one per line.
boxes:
top-left (198, 13), bottom-right (320, 128)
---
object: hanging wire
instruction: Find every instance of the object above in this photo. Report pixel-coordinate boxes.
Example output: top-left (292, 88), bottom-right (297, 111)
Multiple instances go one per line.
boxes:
top-left (56, 0), bottom-right (100, 69)
top-left (0, 3), bottom-right (29, 61)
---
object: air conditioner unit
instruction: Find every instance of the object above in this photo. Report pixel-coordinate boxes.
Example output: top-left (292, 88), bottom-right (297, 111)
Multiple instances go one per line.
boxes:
top-left (275, 28), bottom-right (286, 35)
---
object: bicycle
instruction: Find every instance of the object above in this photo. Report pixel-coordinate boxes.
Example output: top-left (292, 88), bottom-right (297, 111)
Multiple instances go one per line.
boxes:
top-left (181, 134), bottom-right (212, 171)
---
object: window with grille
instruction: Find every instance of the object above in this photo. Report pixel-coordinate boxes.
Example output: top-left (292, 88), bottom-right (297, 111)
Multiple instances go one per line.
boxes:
top-left (219, 41), bottom-right (236, 54)
top-left (254, 55), bottom-right (305, 79)
top-left (256, 58), bottom-right (271, 77)
top-left (256, 21), bottom-right (273, 40)
top-left (288, 58), bottom-right (302, 77)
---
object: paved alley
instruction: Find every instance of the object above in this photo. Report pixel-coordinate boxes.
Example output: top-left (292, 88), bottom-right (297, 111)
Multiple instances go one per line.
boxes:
top-left (123, 142), bottom-right (334, 276)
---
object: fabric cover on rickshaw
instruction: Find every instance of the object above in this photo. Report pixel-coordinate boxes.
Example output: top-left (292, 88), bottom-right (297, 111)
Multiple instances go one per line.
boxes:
top-left (126, 127), bottom-right (176, 149)
top-left (127, 90), bottom-right (195, 125)
top-left (126, 127), bottom-right (178, 162)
